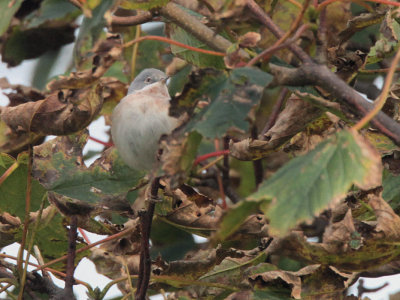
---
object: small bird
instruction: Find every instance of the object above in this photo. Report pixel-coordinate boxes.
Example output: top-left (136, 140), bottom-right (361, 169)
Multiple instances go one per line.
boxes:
top-left (111, 68), bottom-right (178, 170)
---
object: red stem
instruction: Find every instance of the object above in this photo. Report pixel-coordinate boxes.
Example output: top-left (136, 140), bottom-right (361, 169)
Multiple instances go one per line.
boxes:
top-left (194, 150), bottom-right (230, 166)
top-left (88, 136), bottom-right (113, 147)
top-left (124, 35), bottom-right (226, 57)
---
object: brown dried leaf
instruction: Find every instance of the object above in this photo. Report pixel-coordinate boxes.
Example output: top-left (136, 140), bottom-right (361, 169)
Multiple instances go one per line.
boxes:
top-left (47, 34), bottom-right (123, 91)
top-left (338, 9), bottom-right (386, 44)
top-left (0, 77), bottom-right (44, 106)
top-left (0, 212), bottom-right (21, 248)
top-left (381, 10), bottom-right (398, 42)
top-left (322, 209), bottom-right (361, 253)
top-left (368, 193), bottom-right (400, 240)
top-left (249, 264), bottom-right (321, 299)
top-left (263, 96), bottom-right (323, 148)
top-left (1, 85), bottom-right (103, 135)
top-left (229, 138), bottom-right (275, 161)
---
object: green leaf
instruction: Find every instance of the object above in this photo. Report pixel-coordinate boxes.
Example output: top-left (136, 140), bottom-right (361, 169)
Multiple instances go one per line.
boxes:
top-left (0, 0), bottom-right (23, 36)
top-left (248, 130), bottom-right (382, 235)
top-left (0, 153), bottom-right (46, 219)
top-left (2, 25), bottom-right (75, 66)
top-left (74, 0), bottom-right (113, 65)
top-left (186, 68), bottom-right (272, 138)
top-left (151, 218), bottom-right (195, 261)
top-left (167, 22), bottom-right (225, 69)
top-left (26, 0), bottom-right (80, 28)
top-left (33, 133), bottom-right (144, 204)
top-left (382, 171), bottom-right (400, 211)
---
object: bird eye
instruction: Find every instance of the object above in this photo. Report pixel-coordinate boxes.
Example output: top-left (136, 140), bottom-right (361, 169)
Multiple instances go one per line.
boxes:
top-left (145, 77), bottom-right (152, 83)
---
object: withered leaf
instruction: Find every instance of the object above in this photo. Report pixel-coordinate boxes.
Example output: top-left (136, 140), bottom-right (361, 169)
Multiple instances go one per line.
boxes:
top-left (322, 209), bottom-right (361, 253)
top-left (263, 96), bottom-right (323, 149)
top-left (1, 84), bottom-right (102, 136)
top-left (368, 193), bottom-right (400, 240)
top-left (249, 264), bottom-right (321, 299)
top-left (229, 138), bottom-right (276, 161)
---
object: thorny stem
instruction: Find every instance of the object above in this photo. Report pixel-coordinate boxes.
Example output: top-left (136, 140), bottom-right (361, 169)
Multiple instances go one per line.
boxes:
top-left (124, 35), bottom-right (226, 57)
top-left (352, 47), bottom-right (400, 131)
top-left (135, 178), bottom-right (160, 300)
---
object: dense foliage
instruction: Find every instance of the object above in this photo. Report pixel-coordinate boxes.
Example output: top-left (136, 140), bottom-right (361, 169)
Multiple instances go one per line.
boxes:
top-left (1, 0), bottom-right (400, 299)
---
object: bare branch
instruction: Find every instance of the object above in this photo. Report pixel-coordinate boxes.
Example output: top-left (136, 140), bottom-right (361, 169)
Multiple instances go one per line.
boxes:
top-left (269, 63), bottom-right (400, 144)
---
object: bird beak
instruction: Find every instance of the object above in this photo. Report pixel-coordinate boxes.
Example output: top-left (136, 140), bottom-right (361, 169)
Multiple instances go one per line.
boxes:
top-left (161, 76), bottom-right (170, 84)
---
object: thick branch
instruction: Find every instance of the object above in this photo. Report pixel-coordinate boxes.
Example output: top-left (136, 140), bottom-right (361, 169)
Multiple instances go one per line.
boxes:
top-left (269, 63), bottom-right (400, 144)
top-left (160, 2), bottom-right (239, 54)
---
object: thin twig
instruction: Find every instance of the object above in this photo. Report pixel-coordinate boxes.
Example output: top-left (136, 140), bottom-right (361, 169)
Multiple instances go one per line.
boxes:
top-left (131, 26), bottom-right (141, 80)
top-left (222, 136), bottom-right (230, 196)
top-left (214, 139), bottom-right (227, 209)
top-left (17, 143), bottom-right (33, 300)
top-left (260, 88), bottom-right (289, 137)
top-left (247, 0), bottom-right (310, 66)
top-left (247, 24), bottom-right (308, 66)
top-left (360, 67), bottom-right (400, 74)
top-left (0, 161), bottom-right (19, 186)
top-left (269, 63), bottom-right (400, 144)
top-left (111, 11), bottom-right (154, 26)
top-left (251, 127), bottom-right (264, 186)
top-left (194, 150), bottom-right (230, 166)
top-left (135, 178), bottom-right (160, 300)
top-left (318, 0), bottom-right (400, 11)
top-left (352, 47), bottom-right (400, 131)
top-left (246, 0), bottom-right (312, 63)
top-left (64, 215), bottom-right (78, 296)
top-left (34, 225), bottom-right (137, 271)
top-left (88, 136), bottom-right (113, 147)
top-left (78, 228), bottom-right (91, 244)
top-left (124, 35), bottom-right (225, 56)
top-left (0, 253), bottom-right (90, 287)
